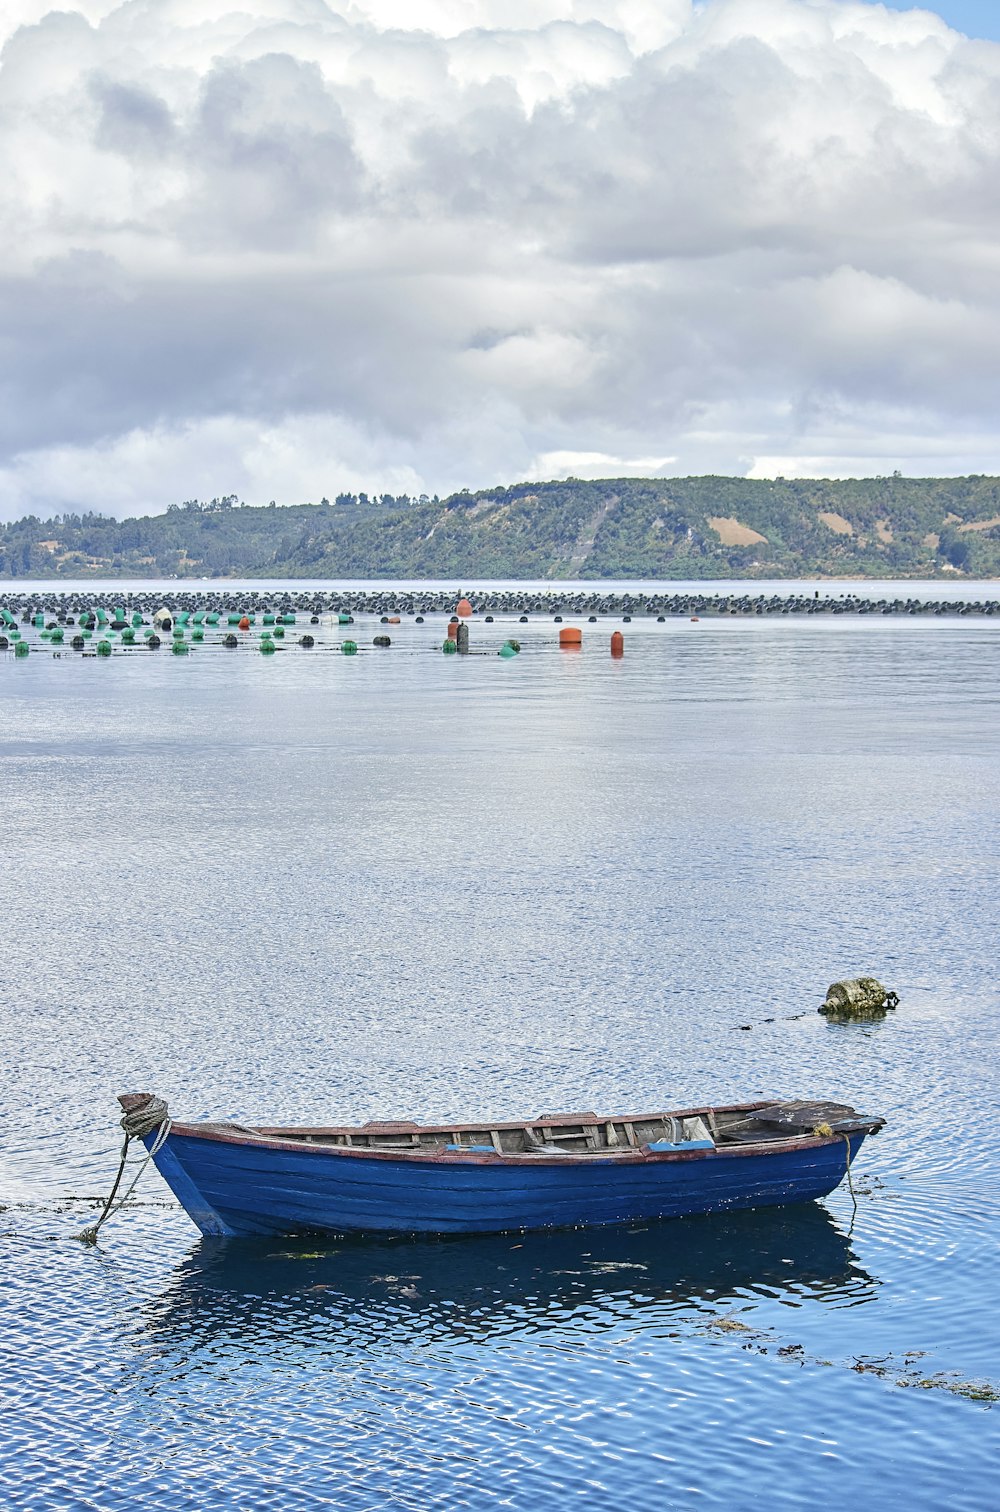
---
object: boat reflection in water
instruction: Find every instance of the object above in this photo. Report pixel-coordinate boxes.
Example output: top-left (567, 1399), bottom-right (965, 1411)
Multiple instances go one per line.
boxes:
top-left (138, 1202), bottom-right (876, 1356)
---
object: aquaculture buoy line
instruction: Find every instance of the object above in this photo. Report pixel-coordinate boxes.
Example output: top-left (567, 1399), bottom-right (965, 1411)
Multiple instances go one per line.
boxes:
top-left (0, 594), bottom-right (525, 660)
top-left (0, 588), bottom-right (997, 628)
top-left (2, 587), bottom-right (997, 661)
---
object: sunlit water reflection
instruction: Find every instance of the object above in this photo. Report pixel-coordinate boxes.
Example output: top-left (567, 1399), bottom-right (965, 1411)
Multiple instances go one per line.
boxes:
top-left (2, 603), bottom-right (998, 1509)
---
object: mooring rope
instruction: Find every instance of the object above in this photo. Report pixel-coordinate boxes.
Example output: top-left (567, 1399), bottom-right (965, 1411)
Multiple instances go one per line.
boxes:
top-left (78, 1097), bottom-right (171, 1245)
top-left (812, 1121), bottom-right (858, 1220)
top-left (841, 1133), bottom-right (858, 1216)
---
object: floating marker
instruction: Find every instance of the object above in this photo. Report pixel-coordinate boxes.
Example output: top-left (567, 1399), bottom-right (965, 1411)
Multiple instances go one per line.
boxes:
top-left (610, 631), bottom-right (624, 658)
top-left (442, 638), bottom-right (458, 654)
top-left (15, 641), bottom-right (29, 657)
top-left (96, 640), bottom-right (112, 656)
top-left (559, 626), bottom-right (582, 647)
top-left (172, 640), bottom-right (189, 655)
top-left (341, 640), bottom-right (358, 655)
top-left (456, 598), bottom-right (473, 617)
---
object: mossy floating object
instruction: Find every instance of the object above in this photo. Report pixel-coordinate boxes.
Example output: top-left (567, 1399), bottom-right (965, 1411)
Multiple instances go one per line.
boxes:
top-left (819, 977), bottom-right (899, 1020)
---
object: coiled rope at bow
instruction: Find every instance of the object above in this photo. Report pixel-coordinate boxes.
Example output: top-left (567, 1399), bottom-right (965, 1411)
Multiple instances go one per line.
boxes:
top-left (79, 1097), bottom-right (172, 1244)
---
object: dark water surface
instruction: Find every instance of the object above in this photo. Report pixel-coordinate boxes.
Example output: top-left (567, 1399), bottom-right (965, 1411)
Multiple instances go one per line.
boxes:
top-left (2, 607), bottom-right (998, 1509)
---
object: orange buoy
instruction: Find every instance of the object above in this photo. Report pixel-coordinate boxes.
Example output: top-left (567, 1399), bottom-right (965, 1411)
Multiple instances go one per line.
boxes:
top-left (387, 616), bottom-right (400, 624)
top-left (238, 616), bottom-right (250, 630)
top-left (559, 626), bottom-right (583, 647)
top-left (446, 620), bottom-right (460, 640)
top-left (610, 631), bottom-right (624, 657)
top-left (456, 598), bottom-right (473, 617)
top-left (690, 617), bottom-right (699, 623)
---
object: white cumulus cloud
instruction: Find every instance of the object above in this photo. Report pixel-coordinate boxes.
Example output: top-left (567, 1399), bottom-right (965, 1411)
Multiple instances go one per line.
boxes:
top-left (0, 0), bottom-right (997, 519)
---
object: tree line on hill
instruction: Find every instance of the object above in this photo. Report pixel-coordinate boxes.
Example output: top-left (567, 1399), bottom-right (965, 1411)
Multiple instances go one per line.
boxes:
top-left (2, 475), bottom-right (999, 579)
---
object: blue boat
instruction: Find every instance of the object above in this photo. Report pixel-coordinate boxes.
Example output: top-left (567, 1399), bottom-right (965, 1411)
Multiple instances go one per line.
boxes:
top-left (118, 1092), bottom-right (884, 1239)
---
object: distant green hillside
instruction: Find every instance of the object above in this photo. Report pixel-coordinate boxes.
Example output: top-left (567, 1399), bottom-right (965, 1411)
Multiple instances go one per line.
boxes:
top-left (3, 476), bottom-right (1000, 579)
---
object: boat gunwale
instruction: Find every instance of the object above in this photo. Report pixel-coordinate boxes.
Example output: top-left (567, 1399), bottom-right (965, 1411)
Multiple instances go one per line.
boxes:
top-left (142, 1098), bottom-right (883, 1167)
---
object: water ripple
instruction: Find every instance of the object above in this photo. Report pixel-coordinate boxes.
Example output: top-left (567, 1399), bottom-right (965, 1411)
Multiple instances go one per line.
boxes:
top-left (2, 612), bottom-right (998, 1509)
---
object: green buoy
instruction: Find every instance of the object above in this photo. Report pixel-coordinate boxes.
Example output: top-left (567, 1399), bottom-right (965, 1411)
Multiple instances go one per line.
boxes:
top-left (341, 640), bottom-right (358, 655)
top-left (96, 640), bottom-right (112, 656)
top-left (442, 639), bottom-right (458, 654)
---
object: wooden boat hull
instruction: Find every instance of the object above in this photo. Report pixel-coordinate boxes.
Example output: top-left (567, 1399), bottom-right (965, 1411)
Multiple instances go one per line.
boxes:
top-left (140, 1120), bottom-right (874, 1239)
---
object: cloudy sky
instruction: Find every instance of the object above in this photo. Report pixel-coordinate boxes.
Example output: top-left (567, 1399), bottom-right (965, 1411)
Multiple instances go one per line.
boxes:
top-left (1, 0), bottom-right (999, 520)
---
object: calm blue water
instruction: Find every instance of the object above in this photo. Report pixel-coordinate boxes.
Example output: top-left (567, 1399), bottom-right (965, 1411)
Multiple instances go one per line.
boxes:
top-left (1, 595), bottom-right (998, 1509)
